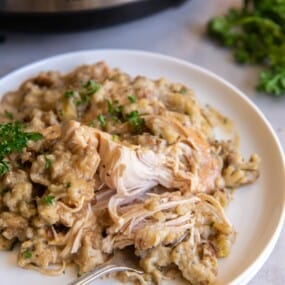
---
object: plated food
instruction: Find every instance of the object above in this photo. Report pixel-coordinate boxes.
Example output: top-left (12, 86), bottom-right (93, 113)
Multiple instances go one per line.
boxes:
top-left (0, 61), bottom-right (260, 284)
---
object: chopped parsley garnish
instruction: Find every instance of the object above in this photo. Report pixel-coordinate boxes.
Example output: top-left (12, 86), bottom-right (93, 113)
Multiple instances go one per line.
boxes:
top-left (128, 94), bottom-right (137, 103)
top-left (115, 105), bottom-right (124, 116)
top-left (44, 155), bottom-right (53, 170)
top-left (0, 161), bottom-right (9, 177)
top-left (89, 120), bottom-right (96, 127)
top-left (64, 90), bottom-right (76, 98)
top-left (112, 134), bottom-right (119, 141)
top-left (42, 195), bottom-right (55, 205)
top-left (4, 110), bottom-right (13, 120)
top-left (126, 111), bottom-right (145, 132)
top-left (98, 114), bottom-right (106, 128)
top-left (180, 87), bottom-right (187, 94)
top-left (66, 182), bottom-right (71, 188)
top-left (0, 122), bottom-right (43, 176)
top-left (75, 100), bottom-right (82, 106)
top-left (106, 100), bottom-right (124, 122)
top-left (106, 100), bottom-right (121, 121)
top-left (25, 133), bottom-right (43, 141)
top-left (209, 221), bottom-right (215, 227)
top-left (80, 93), bottom-right (92, 104)
top-left (83, 80), bottom-right (100, 95)
top-left (23, 250), bottom-right (32, 259)
top-left (107, 99), bottom-right (113, 113)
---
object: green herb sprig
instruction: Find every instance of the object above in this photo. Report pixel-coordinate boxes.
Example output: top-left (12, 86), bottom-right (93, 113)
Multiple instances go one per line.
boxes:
top-left (4, 110), bottom-right (13, 120)
top-left (44, 155), bottom-right (53, 170)
top-left (42, 195), bottom-right (55, 205)
top-left (83, 80), bottom-right (100, 95)
top-left (107, 99), bottom-right (124, 121)
top-left (23, 250), bottom-right (32, 259)
top-left (64, 90), bottom-right (76, 99)
top-left (77, 80), bottom-right (100, 105)
top-left (208, 0), bottom-right (285, 96)
top-left (97, 114), bottom-right (106, 128)
top-left (128, 94), bottom-right (137, 103)
top-left (112, 134), bottom-right (119, 141)
top-left (0, 122), bottom-right (43, 176)
top-left (126, 111), bottom-right (145, 133)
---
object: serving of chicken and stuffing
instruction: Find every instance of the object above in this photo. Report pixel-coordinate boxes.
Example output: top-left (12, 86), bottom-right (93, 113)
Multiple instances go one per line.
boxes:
top-left (0, 62), bottom-right (260, 284)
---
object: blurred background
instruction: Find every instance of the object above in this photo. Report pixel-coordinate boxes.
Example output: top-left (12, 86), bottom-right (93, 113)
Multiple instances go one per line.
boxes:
top-left (0, 0), bottom-right (284, 284)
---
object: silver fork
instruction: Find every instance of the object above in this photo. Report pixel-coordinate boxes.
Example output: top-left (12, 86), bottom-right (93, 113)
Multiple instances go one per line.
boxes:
top-left (68, 247), bottom-right (143, 285)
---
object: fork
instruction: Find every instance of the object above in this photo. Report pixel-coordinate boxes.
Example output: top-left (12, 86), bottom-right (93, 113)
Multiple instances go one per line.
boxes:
top-left (68, 247), bottom-right (143, 285)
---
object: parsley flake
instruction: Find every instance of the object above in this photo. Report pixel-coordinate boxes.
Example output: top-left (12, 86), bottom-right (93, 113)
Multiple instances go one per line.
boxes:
top-left (209, 221), bottom-right (215, 227)
top-left (75, 100), bottom-right (82, 106)
top-left (128, 95), bottom-right (137, 103)
top-left (106, 100), bottom-right (124, 122)
top-left (42, 195), bottom-right (55, 205)
top-left (44, 155), bottom-right (53, 170)
top-left (126, 111), bottom-right (145, 133)
top-left (180, 87), bottom-right (187, 94)
top-left (83, 80), bottom-right (100, 95)
top-left (26, 133), bottom-right (43, 141)
top-left (64, 90), bottom-right (76, 98)
top-left (98, 114), bottom-right (106, 128)
top-left (112, 134), bottom-right (119, 141)
top-left (23, 250), bottom-right (32, 259)
top-left (107, 99), bottom-right (114, 113)
top-left (4, 110), bottom-right (13, 120)
top-left (89, 120), bottom-right (96, 127)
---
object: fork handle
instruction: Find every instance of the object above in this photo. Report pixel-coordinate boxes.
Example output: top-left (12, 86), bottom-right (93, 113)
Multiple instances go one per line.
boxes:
top-left (68, 264), bottom-right (116, 285)
top-left (68, 264), bottom-right (140, 285)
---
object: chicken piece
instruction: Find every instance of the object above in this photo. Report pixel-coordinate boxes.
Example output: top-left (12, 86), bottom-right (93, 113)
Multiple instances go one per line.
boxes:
top-left (61, 121), bottom-right (220, 223)
top-left (100, 133), bottom-right (219, 223)
top-left (145, 115), bottom-right (220, 192)
top-left (99, 133), bottom-right (159, 196)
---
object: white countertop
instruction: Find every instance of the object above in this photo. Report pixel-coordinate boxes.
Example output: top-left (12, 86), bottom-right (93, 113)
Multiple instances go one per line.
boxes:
top-left (0, 0), bottom-right (284, 284)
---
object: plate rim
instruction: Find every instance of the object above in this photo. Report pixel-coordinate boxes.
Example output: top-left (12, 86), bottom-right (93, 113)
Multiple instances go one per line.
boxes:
top-left (0, 49), bottom-right (284, 285)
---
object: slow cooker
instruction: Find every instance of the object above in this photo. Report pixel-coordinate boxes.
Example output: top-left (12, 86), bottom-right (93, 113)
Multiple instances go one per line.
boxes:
top-left (0, 0), bottom-right (187, 31)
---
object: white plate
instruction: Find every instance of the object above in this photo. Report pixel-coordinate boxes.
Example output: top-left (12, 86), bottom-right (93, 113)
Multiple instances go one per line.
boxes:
top-left (0, 50), bottom-right (284, 285)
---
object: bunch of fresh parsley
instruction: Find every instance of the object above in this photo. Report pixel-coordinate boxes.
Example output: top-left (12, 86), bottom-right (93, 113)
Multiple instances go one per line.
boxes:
top-left (208, 0), bottom-right (285, 96)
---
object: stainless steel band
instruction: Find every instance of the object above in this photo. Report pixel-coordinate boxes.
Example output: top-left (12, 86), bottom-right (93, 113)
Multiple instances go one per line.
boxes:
top-left (0, 0), bottom-right (146, 13)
